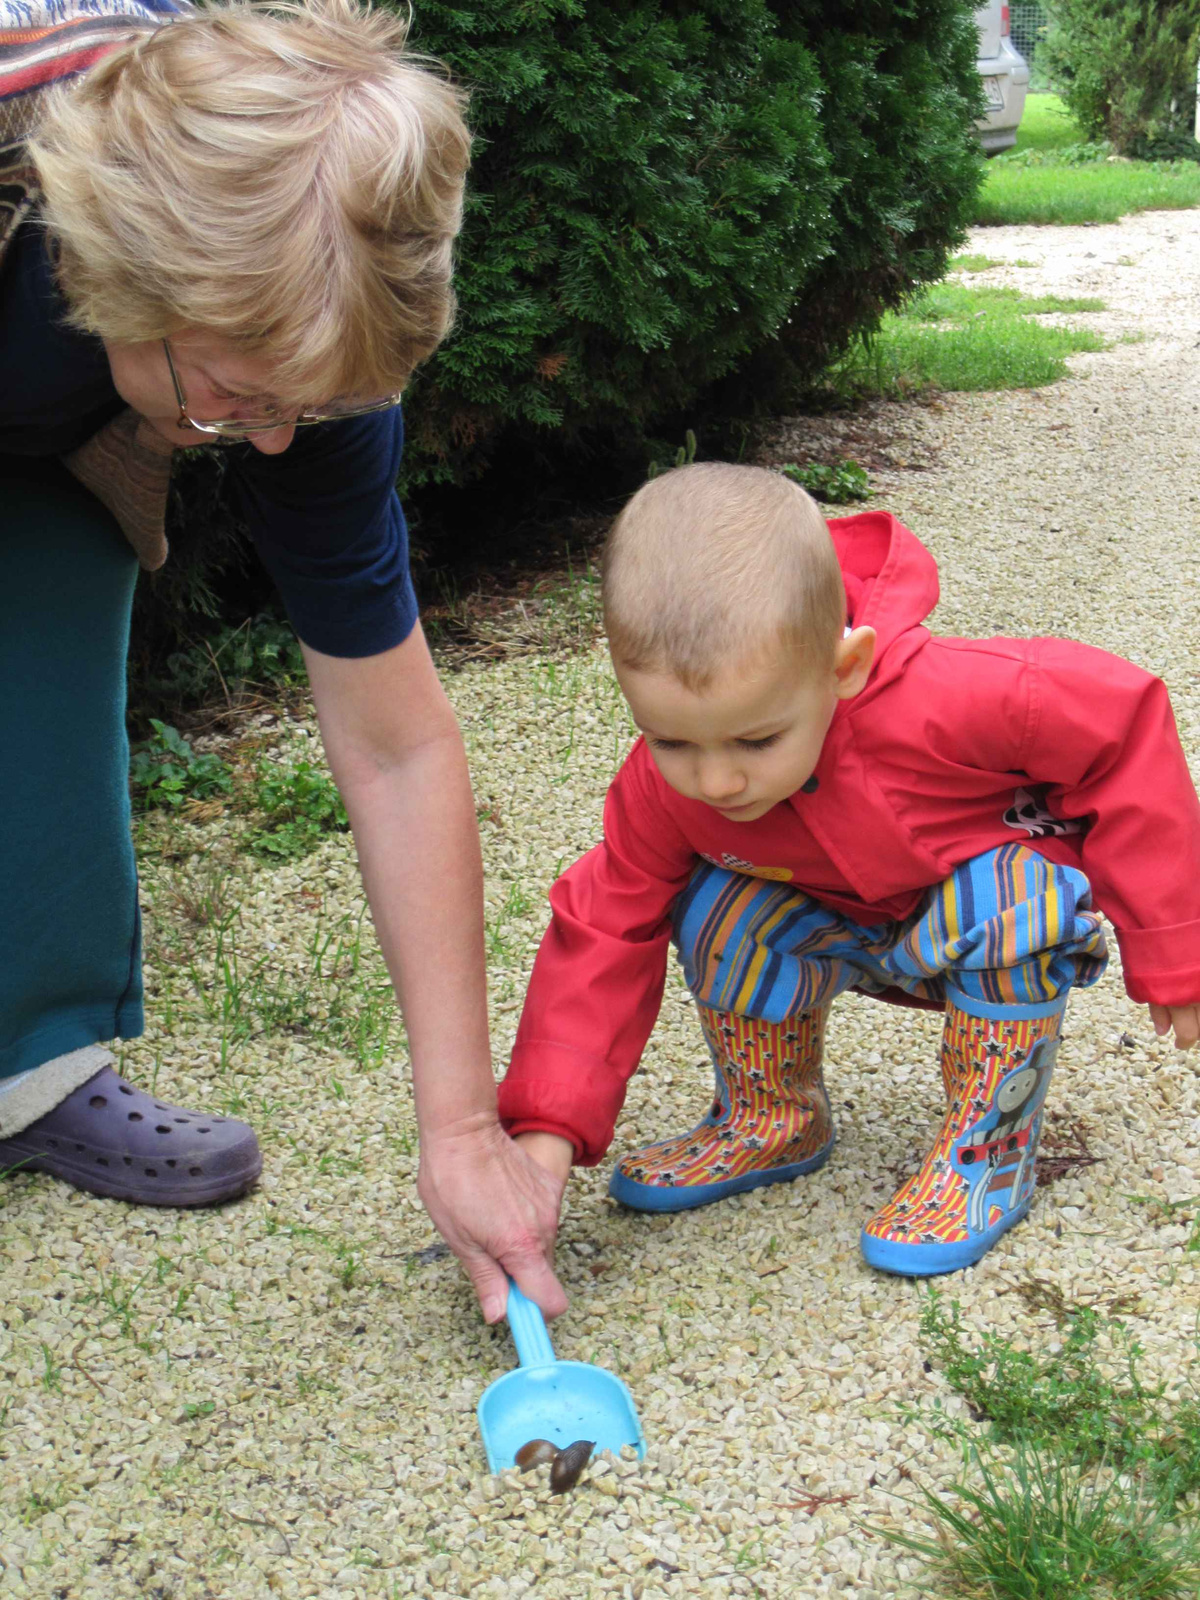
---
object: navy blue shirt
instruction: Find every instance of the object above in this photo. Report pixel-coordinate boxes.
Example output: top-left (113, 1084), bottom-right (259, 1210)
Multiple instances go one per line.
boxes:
top-left (0, 219), bottom-right (418, 659)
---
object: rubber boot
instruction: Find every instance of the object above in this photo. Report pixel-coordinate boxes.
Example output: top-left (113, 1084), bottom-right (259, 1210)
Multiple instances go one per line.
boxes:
top-left (609, 1004), bottom-right (835, 1212)
top-left (860, 988), bottom-right (1065, 1276)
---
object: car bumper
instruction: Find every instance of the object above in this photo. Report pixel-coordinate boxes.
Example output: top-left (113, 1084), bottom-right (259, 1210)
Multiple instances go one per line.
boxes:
top-left (976, 39), bottom-right (1030, 153)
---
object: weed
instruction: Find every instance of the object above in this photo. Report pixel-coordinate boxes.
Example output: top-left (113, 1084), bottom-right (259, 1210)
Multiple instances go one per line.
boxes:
top-left (886, 1438), bottom-right (1200, 1600)
top-left (335, 1245), bottom-right (361, 1290)
top-left (21, 1486), bottom-right (68, 1526)
top-left (781, 458), bottom-right (869, 504)
top-left (647, 428), bottom-right (698, 479)
top-left (1036, 1113), bottom-right (1104, 1188)
top-left (1127, 1192), bottom-right (1200, 1253)
top-left (246, 757), bottom-right (348, 860)
top-left (83, 1261), bottom-right (157, 1349)
top-left (144, 616), bottom-right (307, 717)
top-left (884, 1292), bottom-right (1200, 1594)
top-left (130, 720), bottom-right (233, 813)
top-left (183, 1399), bottom-right (216, 1420)
top-left (164, 861), bottom-right (239, 928)
top-left (40, 1342), bottom-right (62, 1393)
top-left (920, 1291), bottom-right (1154, 1471)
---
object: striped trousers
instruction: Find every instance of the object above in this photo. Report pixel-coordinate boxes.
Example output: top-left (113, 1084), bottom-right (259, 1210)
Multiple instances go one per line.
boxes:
top-left (674, 844), bottom-right (1108, 1020)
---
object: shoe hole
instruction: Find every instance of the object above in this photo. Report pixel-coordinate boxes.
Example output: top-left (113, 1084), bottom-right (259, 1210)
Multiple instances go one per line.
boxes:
top-left (214, 1118), bottom-right (227, 1124)
top-left (155, 1125), bottom-right (172, 1135)
top-left (123, 1157), bottom-right (133, 1166)
top-left (128, 1111), bottom-right (143, 1122)
top-left (197, 1127), bottom-right (211, 1135)
top-left (96, 1157), bottom-right (108, 1167)
top-left (47, 1138), bottom-right (58, 1149)
top-left (154, 1103), bottom-right (170, 1111)
top-left (189, 1166), bottom-right (203, 1177)
top-left (166, 1159), bottom-right (176, 1168)
top-left (174, 1117), bottom-right (190, 1125)
top-left (144, 1168), bottom-right (157, 1177)
top-left (119, 1085), bottom-right (134, 1096)
top-left (89, 1095), bottom-right (107, 1108)
top-left (74, 1144), bottom-right (84, 1152)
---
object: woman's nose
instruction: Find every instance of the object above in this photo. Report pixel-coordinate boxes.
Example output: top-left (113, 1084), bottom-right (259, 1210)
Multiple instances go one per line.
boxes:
top-left (249, 424), bottom-right (297, 455)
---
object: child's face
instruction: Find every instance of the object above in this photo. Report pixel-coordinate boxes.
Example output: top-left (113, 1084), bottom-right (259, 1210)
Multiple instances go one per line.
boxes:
top-left (615, 630), bottom-right (875, 823)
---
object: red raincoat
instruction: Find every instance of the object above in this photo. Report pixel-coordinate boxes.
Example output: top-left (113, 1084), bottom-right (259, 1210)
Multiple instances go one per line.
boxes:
top-left (499, 511), bottom-right (1200, 1163)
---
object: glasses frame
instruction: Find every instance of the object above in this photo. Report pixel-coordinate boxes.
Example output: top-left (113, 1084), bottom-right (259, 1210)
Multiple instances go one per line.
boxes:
top-left (162, 339), bottom-right (402, 437)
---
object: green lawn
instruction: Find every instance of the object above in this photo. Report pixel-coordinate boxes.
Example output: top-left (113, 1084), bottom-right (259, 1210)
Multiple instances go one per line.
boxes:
top-left (835, 279), bottom-right (1105, 398)
top-left (975, 93), bottom-right (1200, 226)
top-left (1012, 93), bottom-right (1083, 155)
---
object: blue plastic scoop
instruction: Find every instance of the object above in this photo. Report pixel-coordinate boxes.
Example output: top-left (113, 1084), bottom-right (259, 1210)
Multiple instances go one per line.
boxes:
top-left (477, 1281), bottom-right (646, 1473)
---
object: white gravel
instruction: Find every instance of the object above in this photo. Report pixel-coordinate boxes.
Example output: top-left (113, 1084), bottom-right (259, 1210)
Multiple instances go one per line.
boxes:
top-left (2, 207), bottom-right (1199, 1600)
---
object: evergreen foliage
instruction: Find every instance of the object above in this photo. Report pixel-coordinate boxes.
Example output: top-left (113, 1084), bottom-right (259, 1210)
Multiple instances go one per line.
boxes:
top-left (1044, 0), bottom-right (1200, 156)
top-left (397, 0), bottom-right (985, 484)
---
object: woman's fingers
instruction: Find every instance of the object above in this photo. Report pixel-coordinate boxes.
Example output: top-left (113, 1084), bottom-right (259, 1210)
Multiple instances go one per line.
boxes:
top-left (417, 1120), bottom-right (569, 1323)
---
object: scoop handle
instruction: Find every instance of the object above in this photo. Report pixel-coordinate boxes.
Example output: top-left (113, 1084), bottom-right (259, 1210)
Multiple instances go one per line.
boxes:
top-left (505, 1280), bottom-right (557, 1369)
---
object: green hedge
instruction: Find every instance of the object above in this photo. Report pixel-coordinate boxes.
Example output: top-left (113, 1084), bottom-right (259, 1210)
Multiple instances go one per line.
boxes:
top-left (398, 0), bottom-right (985, 486)
top-left (1044, 0), bottom-right (1200, 157)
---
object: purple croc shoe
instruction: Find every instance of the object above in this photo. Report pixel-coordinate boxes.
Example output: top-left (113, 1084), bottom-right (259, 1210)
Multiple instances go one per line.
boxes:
top-left (0, 1064), bottom-right (261, 1206)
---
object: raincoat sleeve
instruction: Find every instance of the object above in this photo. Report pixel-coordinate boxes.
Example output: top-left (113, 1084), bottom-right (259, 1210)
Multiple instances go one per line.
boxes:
top-left (1021, 639), bottom-right (1200, 1008)
top-left (498, 744), bottom-right (698, 1165)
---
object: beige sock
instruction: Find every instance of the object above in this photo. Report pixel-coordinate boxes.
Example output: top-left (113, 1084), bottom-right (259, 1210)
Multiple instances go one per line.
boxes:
top-left (0, 1046), bottom-right (113, 1140)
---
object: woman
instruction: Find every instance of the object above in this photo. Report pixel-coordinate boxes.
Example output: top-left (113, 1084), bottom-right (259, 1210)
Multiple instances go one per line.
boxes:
top-left (0, 0), bottom-right (566, 1325)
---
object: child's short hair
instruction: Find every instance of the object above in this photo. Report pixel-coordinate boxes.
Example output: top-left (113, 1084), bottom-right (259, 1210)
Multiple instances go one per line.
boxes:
top-left (30, 0), bottom-right (470, 405)
top-left (602, 463), bottom-right (846, 690)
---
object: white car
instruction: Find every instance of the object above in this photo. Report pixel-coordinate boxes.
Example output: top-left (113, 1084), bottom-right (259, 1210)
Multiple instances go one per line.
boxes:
top-left (975, 1), bottom-right (1029, 154)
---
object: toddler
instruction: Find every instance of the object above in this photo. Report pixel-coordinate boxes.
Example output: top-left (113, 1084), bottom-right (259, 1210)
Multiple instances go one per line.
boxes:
top-left (500, 464), bottom-right (1200, 1276)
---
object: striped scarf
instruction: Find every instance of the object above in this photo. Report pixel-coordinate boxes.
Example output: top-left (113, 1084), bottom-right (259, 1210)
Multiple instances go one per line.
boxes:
top-left (1, 0), bottom-right (186, 570)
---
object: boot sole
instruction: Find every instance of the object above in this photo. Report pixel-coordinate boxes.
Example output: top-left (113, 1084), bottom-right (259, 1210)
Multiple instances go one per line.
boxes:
top-left (609, 1135), bottom-right (835, 1213)
top-left (859, 1195), bottom-right (1033, 1277)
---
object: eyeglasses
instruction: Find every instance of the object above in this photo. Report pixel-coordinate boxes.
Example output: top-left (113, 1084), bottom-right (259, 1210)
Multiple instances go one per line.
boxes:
top-left (163, 339), bottom-right (402, 437)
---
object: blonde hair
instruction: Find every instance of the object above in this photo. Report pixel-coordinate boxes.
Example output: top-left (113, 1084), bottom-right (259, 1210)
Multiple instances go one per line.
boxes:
top-left (29, 0), bottom-right (470, 402)
top-left (603, 463), bottom-right (846, 691)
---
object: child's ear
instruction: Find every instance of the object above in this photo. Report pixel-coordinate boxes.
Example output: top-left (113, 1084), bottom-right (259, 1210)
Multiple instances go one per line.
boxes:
top-left (833, 626), bottom-right (876, 700)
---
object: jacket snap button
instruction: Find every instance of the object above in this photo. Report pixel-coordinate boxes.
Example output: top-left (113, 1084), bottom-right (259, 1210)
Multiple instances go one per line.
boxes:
top-left (801, 775), bottom-right (819, 794)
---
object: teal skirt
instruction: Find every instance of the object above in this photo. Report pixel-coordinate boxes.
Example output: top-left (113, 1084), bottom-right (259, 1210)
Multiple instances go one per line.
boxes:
top-left (0, 456), bottom-right (143, 1079)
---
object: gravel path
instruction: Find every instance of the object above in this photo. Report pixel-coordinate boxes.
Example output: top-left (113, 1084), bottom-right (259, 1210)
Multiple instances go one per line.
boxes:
top-left (2, 208), bottom-right (1200, 1600)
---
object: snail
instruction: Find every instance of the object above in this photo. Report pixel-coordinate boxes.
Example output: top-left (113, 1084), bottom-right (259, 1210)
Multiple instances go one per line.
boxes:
top-left (513, 1436), bottom-right (596, 1493)
top-left (515, 1438), bottom-right (558, 1471)
top-left (549, 1439), bottom-right (594, 1495)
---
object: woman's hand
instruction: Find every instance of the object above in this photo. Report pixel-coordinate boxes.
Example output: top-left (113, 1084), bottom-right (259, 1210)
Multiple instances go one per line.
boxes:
top-left (1149, 1003), bottom-right (1200, 1052)
top-left (418, 1114), bottom-right (569, 1323)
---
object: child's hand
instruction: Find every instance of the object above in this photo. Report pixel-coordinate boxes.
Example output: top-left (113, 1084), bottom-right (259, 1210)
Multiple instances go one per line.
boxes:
top-left (1149, 1003), bottom-right (1200, 1051)
top-left (514, 1130), bottom-right (575, 1184)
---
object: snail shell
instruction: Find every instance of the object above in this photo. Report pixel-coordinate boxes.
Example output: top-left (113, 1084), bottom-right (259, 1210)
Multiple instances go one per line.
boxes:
top-left (549, 1439), bottom-right (595, 1494)
top-left (515, 1438), bottom-right (558, 1472)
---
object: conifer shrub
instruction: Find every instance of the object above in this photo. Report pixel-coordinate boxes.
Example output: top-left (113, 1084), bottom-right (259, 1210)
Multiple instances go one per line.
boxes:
top-left (730, 0), bottom-right (986, 406)
top-left (397, 0), bottom-right (985, 486)
top-left (1044, 0), bottom-right (1200, 156)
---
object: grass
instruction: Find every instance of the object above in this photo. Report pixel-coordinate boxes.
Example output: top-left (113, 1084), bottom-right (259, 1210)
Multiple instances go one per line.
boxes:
top-left (950, 253), bottom-right (1004, 273)
top-left (882, 1290), bottom-right (1200, 1597)
top-left (891, 1441), bottom-right (1200, 1600)
top-left (976, 94), bottom-right (1200, 227)
top-left (834, 280), bottom-right (1105, 399)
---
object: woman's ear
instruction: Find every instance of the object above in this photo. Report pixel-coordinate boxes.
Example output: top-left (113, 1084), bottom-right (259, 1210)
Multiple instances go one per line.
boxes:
top-left (833, 625), bottom-right (876, 700)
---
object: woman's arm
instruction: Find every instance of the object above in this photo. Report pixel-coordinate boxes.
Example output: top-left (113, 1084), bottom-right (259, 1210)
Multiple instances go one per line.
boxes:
top-left (302, 624), bottom-right (568, 1322)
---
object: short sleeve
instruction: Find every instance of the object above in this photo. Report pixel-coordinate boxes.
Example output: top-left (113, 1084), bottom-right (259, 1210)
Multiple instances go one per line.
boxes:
top-left (222, 407), bottom-right (419, 660)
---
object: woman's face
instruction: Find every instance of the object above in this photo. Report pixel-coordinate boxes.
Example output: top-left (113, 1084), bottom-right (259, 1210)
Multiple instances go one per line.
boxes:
top-left (102, 331), bottom-right (299, 454)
